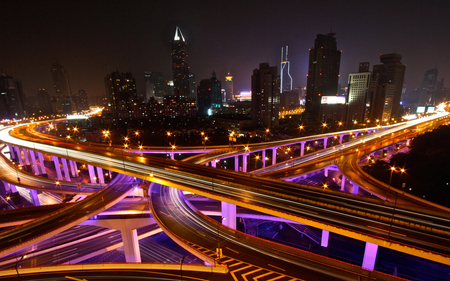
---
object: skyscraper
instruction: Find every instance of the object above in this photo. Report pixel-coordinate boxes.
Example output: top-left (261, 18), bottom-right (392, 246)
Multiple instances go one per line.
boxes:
top-left (251, 63), bottom-right (280, 128)
top-left (280, 46), bottom-right (293, 93)
top-left (197, 71), bottom-right (222, 116)
top-left (105, 71), bottom-right (139, 119)
top-left (37, 88), bottom-right (54, 115)
top-left (224, 73), bottom-right (233, 102)
top-left (304, 33), bottom-right (341, 123)
top-left (51, 61), bottom-right (74, 114)
top-left (144, 71), bottom-right (166, 103)
top-left (346, 62), bottom-right (373, 124)
top-left (171, 26), bottom-right (190, 96)
top-left (73, 89), bottom-right (90, 111)
top-left (370, 53), bottom-right (406, 120)
top-left (418, 68), bottom-right (438, 105)
top-left (0, 74), bottom-right (27, 120)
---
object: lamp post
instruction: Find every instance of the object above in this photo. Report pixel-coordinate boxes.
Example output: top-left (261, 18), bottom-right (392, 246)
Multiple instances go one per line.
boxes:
top-left (322, 123), bottom-right (327, 133)
top-left (15, 254), bottom-right (26, 281)
top-left (180, 256), bottom-right (185, 281)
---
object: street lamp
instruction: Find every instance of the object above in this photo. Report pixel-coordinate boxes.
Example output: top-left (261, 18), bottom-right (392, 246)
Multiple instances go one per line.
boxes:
top-left (322, 123), bottom-right (327, 133)
top-left (15, 254), bottom-right (26, 281)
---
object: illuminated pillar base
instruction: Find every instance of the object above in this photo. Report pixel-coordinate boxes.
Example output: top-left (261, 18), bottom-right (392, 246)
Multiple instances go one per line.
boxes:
top-left (339, 135), bottom-right (344, 144)
top-left (321, 230), bottom-right (329, 247)
top-left (37, 152), bottom-right (47, 177)
top-left (362, 242), bottom-right (378, 270)
top-left (51, 156), bottom-right (63, 181)
top-left (7, 145), bottom-right (15, 160)
top-left (234, 156), bottom-right (239, 172)
top-left (22, 148), bottom-right (31, 166)
top-left (242, 154), bottom-right (248, 173)
top-left (221, 201), bottom-right (236, 230)
top-left (96, 167), bottom-right (105, 184)
top-left (300, 142), bottom-right (305, 156)
top-left (9, 184), bottom-right (17, 193)
top-left (69, 160), bottom-right (78, 177)
top-left (29, 189), bottom-right (40, 206)
top-left (61, 158), bottom-right (71, 181)
top-left (170, 153), bottom-right (174, 160)
top-left (88, 165), bottom-right (97, 184)
top-left (121, 229), bottom-right (141, 263)
top-left (211, 161), bottom-right (216, 168)
top-left (323, 137), bottom-right (328, 149)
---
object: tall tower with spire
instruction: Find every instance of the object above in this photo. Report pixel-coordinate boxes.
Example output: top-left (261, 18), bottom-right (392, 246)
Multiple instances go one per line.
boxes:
top-left (171, 26), bottom-right (190, 96)
top-left (280, 46), bottom-right (293, 93)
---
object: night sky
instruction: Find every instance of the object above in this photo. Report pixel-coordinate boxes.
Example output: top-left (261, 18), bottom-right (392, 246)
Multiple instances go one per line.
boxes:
top-left (2, 0), bottom-right (450, 101)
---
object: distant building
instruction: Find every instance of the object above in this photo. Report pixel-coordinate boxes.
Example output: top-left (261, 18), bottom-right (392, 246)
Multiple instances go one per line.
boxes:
top-left (304, 33), bottom-right (341, 123)
top-left (105, 71), bottom-right (142, 119)
top-left (188, 72), bottom-right (196, 99)
top-left (73, 89), bottom-right (90, 112)
top-left (0, 74), bottom-right (27, 120)
top-left (251, 63), bottom-right (280, 128)
top-left (280, 46), bottom-right (293, 93)
top-left (280, 89), bottom-right (301, 110)
top-left (370, 53), bottom-right (406, 120)
top-left (163, 94), bottom-right (196, 117)
top-left (222, 101), bottom-right (252, 115)
top-left (37, 88), bottom-right (54, 115)
top-left (346, 62), bottom-right (373, 124)
top-left (418, 68), bottom-right (438, 105)
top-left (197, 71), bottom-right (222, 116)
top-left (144, 71), bottom-right (166, 103)
top-left (224, 73), bottom-right (233, 102)
top-left (51, 61), bottom-right (75, 114)
top-left (171, 26), bottom-right (190, 96)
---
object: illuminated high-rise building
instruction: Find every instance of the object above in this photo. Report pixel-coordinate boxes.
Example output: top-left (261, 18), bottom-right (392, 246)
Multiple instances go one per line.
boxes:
top-left (225, 73), bottom-right (233, 101)
top-left (197, 71), bottom-right (222, 116)
top-left (105, 71), bottom-right (140, 119)
top-left (251, 63), bottom-right (280, 128)
top-left (370, 53), bottom-right (406, 120)
top-left (346, 62), bottom-right (373, 124)
top-left (280, 46), bottom-right (293, 93)
top-left (171, 26), bottom-right (190, 96)
top-left (51, 61), bottom-right (75, 114)
top-left (0, 74), bottom-right (27, 119)
top-left (73, 89), bottom-right (90, 112)
top-left (418, 68), bottom-right (438, 105)
top-left (304, 33), bottom-right (341, 123)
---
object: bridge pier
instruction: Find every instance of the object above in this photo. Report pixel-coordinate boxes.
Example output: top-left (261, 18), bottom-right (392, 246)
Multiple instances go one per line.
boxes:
top-left (340, 176), bottom-right (346, 191)
top-left (262, 150), bottom-right (266, 168)
top-left (61, 158), bottom-right (71, 181)
top-left (234, 156), bottom-right (239, 171)
top-left (29, 189), bottom-right (40, 206)
top-left (211, 160), bottom-right (216, 168)
top-left (7, 144), bottom-right (15, 160)
top-left (51, 156), bottom-right (63, 181)
top-left (300, 142), bottom-right (305, 156)
top-left (221, 201), bottom-right (236, 230)
top-left (170, 153), bottom-right (174, 160)
top-left (120, 229), bottom-right (141, 262)
top-left (88, 165), bottom-right (97, 183)
top-left (96, 167), bottom-right (105, 184)
top-left (321, 229), bottom-right (329, 247)
top-left (323, 137), bottom-right (328, 149)
top-left (29, 150), bottom-right (40, 176)
top-left (37, 152), bottom-right (47, 177)
top-left (69, 160), bottom-right (78, 177)
top-left (272, 148), bottom-right (277, 165)
top-left (339, 135), bottom-right (344, 144)
top-left (362, 242), bottom-right (378, 270)
top-left (22, 148), bottom-right (31, 167)
top-left (352, 183), bottom-right (359, 195)
top-left (14, 147), bottom-right (24, 166)
top-left (242, 153), bottom-right (248, 172)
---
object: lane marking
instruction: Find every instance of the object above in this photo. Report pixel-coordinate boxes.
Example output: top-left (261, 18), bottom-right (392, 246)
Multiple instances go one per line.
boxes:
top-left (267, 276), bottom-right (286, 281)
top-left (230, 265), bottom-right (253, 281)
top-left (226, 247), bottom-right (239, 254)
top-left (254, 271), bottom-right (274, 281)
top-left (229, 261), bottom-right (243, 268)
top-left (243, 268), bottom-right (264, 281)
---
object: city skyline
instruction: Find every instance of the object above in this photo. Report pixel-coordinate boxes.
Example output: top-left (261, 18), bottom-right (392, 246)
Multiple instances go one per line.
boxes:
top-left (2, 0), bottom-right (450, 100)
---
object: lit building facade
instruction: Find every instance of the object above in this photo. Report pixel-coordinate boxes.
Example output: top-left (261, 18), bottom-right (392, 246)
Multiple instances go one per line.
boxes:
top-left (0, 74), bottom-right (27, 120)
top-left (105, 71), bottom-right (141, 119)
top-left (171, 26), bottom-right (190, 96)
top-left (280, 46), bottom-right (293, 93)
top-left (346, 62), bottom-right (372, 124)
top-left (251, 63), bottom-right (280, 128)
top-left (51, 61), bottom-right (75, 114)
top-left (224, 73), bottom-right (233, 102)
top-left (197, 71), bottom-right (222, 116)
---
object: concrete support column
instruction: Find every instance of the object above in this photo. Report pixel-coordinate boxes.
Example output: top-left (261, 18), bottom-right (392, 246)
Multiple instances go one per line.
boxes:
top-left (234, 156), bottom-right (239, 172)
top-left (354, 132), bottom-right (359, 138)
top-left (87, 165), bottom-right (97, 183)
top-left (29, 150), bottom-right (40, 176)
top-left (69, 160), bottom-right (78, 177)
top-left (14, 147), bottom-right (24, 166)
top-left (29, 189), bottom-right (40, 206)
top-left (362, 242), bottom-right (379, 270)
top-left (324, 168), bottom-right (328, 177)
top-left (170, 153), bottom-right (174, 160)
top-left (321, 230), bottom-right (330, 247)
top-left (406, 139), bottom-right (410, 146)
top-left (339, 135), bottom-right (344, 144)
top-left (221, 201), bottom-right (237, 230)
top-left (51, 156), bottom-right (63, 181)
top-left (9, 184), bottom-right (17, 193)
top-left (61, 158), bottom-right (71, 182)
top-left (211, 160), bottom-right (217, 168)
top-left (96, 167), bottom-right (105, 184)
top-left (272, 147), bottom-right (277, 165)
top-left (120, 229), bottom-right (141, 263)
top-left (340, 176), bottom-right (346, 191)
top-left (323, 137), bottom-right (329, 149)
top-left (7, 145), bottom-right (15, 160)
top-left (352, 183), bottom-right (359, 195)
top-left (205, 162), bottom-right (209, 167)
top-left (300, 142), bottom-right (305, 156)
top-left (37, 152), bottom-right (47, 177)
top-left (22, 148), bottom-right (31, 166)
top-left (242, 153), bottom-right (248, 173)
top-left (3, 182), bottom-right (11, 192)
top-left (262, 150), bottom-right (266, 168)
